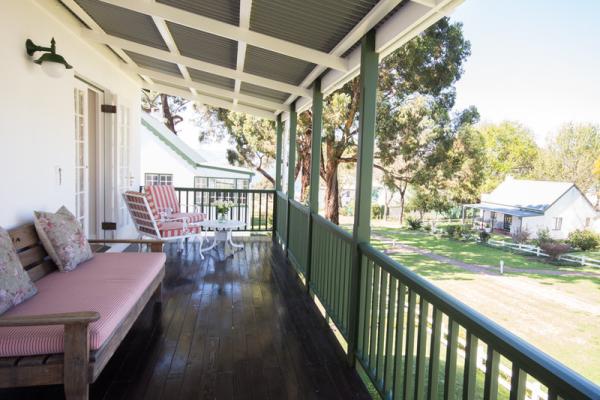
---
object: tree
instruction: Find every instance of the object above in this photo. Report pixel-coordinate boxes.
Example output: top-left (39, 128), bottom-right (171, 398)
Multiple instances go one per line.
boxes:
top-left (141, 90), bottom-right (188, 134)
top-left (594, 156), bottom-right (600, 206)
top-left (478, 121), bottom-right (539, 192)
top-left (533, 123), bottom-right (600, 204)
top-left (207, 110), bottom-right (277, 186)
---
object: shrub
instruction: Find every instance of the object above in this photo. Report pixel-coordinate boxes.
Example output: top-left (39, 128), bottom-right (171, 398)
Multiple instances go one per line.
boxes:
top-left (406, 216), bottom-right (422, 230)
top-left (567, 229), bottom-right (600, 251)
top-left (539, 242), bottom-right (571, 260)
top-left (535, 228), bottom-right (553, 246)
top-left (511, 229), bottom-right (531, 244)
top-left (444, 224), bottom-right (459, 237)
top-left (479, 230), bottom-right (490, 243)
top-left (371, 205), bottom-right (384, 219)
top-left (443, 224), bottom-right (471, 239)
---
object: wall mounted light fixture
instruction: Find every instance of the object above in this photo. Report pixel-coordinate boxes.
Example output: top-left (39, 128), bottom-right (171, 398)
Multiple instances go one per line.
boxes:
top-left (26, 37), bottom-right (72, 78)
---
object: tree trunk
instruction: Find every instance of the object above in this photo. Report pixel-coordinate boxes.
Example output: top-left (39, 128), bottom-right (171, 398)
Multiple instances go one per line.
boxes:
top-left (398, 190), bottom-right (406, 225)
top-left (324, 158), bottom-right (340, 224)
top-left (161, 94), bottom-right (176, 134)
top-left (300, 155), bottom-right (311, 203)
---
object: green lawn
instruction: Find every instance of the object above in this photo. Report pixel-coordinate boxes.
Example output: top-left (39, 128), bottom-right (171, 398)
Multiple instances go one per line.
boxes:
top-left (366, 228), bottom-right (600, 384)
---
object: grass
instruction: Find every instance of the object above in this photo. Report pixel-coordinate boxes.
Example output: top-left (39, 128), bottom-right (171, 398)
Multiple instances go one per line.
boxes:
top-left (368, 229), bottom-right (600, 384)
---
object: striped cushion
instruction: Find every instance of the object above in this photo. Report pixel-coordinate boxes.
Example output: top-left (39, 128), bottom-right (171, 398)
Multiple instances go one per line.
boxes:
top-left (158, 222), bottom-right (202, 238)
top-left (172, 212), bottom-right (206, 223)
top-left (0, 252), bottom-right (165, 357)
top-left (145, 185), bottom-right (180, 221)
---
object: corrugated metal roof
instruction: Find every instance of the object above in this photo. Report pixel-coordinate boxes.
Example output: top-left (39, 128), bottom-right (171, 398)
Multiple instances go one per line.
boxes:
top-left (250, 0), bottom-right (379, 53)
top-left (156, 0), bottom-right (240, 26)
top-left (465, 203), bottom-right (542, 218)
top-left (481, 178), bottom-right (574, 212)
top-left (244, 45), bottom-right (315, 86)
top-left (189, 68), bottom-right (235, 90)
top-left (74, 0), bottom-right (168, 50)
top-left (240, 82), bottom-right (289, 103)
top-left (152, 79), bottom-right (190, 92)
top-left (167, 21), bottom-right (237, 69)
top-left (125, 50), bottom-right (182, 77)
top-left (238, 101), bottom-right (274, 112)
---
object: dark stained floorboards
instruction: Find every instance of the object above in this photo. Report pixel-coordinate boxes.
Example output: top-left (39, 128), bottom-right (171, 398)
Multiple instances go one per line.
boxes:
top-left (1, 239), bottom-right (370, 400)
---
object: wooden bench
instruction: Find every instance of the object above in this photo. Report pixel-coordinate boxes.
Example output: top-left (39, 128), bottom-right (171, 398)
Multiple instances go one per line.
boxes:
top-left (0, 224), bottom-right (165, 400)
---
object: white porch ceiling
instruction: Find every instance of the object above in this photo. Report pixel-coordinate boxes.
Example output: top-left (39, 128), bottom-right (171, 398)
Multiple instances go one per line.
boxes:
top-left (54, 0), bottom-right (463, 120)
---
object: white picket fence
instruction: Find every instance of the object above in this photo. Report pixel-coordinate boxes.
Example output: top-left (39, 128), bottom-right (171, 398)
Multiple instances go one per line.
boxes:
top-left (486, 239), bottom-right (600, 268)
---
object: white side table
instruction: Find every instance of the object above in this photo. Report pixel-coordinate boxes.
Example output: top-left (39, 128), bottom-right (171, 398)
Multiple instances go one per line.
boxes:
top-left (197, 219), bottom-right (246, 256)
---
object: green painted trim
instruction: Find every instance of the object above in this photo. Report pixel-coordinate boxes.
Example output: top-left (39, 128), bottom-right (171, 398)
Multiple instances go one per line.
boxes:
top-left (286, 104), bottom-right (298, 199)
top-left (309, 79), bottom-right (323, 213)
top-left (141, 117), bottom-right (254, 176)
top-left (275, 114), bottom-right (284, 192)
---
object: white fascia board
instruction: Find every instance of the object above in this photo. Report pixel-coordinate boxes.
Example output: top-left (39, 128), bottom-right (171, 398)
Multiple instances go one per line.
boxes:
top-left (96, 0), bottom-right (348, 72)
top-left (82, 30), bottom-right (312, 99)
top-left (145, 82), bottom-right (276, 120)
top-left (131, 67), bottom-right (285, 112)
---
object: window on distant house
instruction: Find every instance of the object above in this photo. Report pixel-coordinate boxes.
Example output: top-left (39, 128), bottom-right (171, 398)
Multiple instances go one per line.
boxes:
top-left (553, 217), bottom-right (563, 230)
top-left (144, 173), bottom-right (173, 187)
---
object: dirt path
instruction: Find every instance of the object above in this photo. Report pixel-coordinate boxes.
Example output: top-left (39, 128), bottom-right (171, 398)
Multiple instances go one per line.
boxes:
top-left (373, 234), bottom-right (600, 278)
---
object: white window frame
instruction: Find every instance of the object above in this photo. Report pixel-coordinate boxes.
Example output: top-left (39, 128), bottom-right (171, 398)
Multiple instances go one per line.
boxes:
top-left (553, 217), bottom-right (563, 230)
top-left (145, 173), bottom-right (173, 187)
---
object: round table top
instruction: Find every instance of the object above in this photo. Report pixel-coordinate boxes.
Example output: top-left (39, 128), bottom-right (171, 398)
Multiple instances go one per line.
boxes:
top-left (196, 219), bottom-right (246, 230)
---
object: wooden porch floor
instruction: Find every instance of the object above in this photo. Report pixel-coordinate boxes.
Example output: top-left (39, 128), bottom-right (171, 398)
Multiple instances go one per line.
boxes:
top-left (1, 239), bottom-right (370, 400)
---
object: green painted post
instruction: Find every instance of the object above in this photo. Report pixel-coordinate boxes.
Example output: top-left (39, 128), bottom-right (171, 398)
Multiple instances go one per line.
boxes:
top-left (305, 78), bottom-right (323, 289)
top-left (275, 114), bottom-right (284, 192)
top-left (347, 30), bottom-right (378, 366)
top-left (286, 103), bottom-right (298, 252)
top-left (274, 114), bottom-right (284, 242)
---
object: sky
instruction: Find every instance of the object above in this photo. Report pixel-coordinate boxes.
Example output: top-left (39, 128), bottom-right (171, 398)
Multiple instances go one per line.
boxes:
top-left (449, 0), bottom-right (600, 144)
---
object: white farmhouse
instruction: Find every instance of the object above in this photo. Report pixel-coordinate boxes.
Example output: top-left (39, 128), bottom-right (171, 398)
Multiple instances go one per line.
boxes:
top-left (465, 176), bottom-right (599, 239)
top-left (141, 113), bottom-right (254, 191)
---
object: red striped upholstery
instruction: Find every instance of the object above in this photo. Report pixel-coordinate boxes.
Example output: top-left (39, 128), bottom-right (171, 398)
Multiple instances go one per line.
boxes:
top-left (145, 185), bottom-right (180, 221)
top-left (0, 253), bottom-right (165, 357)
top-left (172, 212), bottom-right (205, 223)
top-left (157, 222), bottom-right (202, 238)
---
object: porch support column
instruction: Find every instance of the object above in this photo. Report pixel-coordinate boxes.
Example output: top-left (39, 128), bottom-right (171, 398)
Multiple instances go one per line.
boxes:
top-left (348, 29), bottom-right (379, 365)
top-left (285, 103), bottom-right (298, 250)
top-left (275, 114), bottom-right (284, 192)
top-left (306, 78), bottom-right (323, 288)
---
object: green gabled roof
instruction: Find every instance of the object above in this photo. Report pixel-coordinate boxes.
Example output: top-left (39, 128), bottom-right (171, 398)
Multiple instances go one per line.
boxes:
top-left (141, 116), bottom-right (254, 176)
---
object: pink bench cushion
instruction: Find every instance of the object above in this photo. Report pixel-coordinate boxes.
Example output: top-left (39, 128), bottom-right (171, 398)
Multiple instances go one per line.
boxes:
top-left (0, 252), bottom-right (166, 357)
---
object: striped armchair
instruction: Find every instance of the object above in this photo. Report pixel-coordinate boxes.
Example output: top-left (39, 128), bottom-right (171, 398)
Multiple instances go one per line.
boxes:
top-left (144, 185), bottom-right (206, 224)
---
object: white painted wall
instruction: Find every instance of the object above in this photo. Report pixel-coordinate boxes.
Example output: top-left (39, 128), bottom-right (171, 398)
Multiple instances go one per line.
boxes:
top-left (140, 118), bottom-right (253, 187)
top-left (521, 187), bottom-right (598, 239)
top-left (0, 1), bottom-right (141, 230)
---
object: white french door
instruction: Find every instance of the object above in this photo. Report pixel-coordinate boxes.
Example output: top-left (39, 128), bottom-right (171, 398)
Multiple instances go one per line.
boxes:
top-left (116, 104), bottom-right (133, 230)
top-left (74, 83), bottom-right (89, 234)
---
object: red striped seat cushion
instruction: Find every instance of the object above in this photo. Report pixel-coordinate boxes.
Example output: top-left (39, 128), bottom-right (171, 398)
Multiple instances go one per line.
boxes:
top-left (0, 252), bottom-right (165, 357)
top-left (158, 222), bottom-right (202, 238)
top-left (171, 212), bottom-right (206, 223)
top-left (145, 185), bottom-right (180, 221)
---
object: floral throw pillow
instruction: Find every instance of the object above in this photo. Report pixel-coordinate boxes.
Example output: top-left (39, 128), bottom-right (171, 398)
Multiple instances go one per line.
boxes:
top-left (34, 206), bottom-right (93, 272)
top-left (0, 226), bottom-right (37, 315)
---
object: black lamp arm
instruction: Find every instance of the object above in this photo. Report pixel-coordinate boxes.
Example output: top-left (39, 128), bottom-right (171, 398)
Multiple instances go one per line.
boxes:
top-left (25, 38), bottom-right (56, 56)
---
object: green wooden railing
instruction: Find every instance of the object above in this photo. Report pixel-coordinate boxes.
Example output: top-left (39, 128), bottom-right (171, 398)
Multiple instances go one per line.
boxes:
top-left (273, 201), bottom-right (600, 400)
top-left (287, 200), bottom-right (310, 276)
top-left (275, 191), bottom-right (288, 245)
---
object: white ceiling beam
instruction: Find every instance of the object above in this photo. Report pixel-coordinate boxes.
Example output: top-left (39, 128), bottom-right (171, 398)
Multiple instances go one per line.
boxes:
top-left (58, 0), bottom-right (135, 66)
top-left (82, 29), bottom-right (312, 98)
top-left (234, 0), bottom-right (252, 106)
top-left (130, 66), bottom-right (285, 111)
top-left (411, 0), bottom-right (438, 7)
top-left (151, 15), bottom-right (196, 95)
top-left (282, 0), bottom-right (403, 106)
top-left (144, 82), bottom-right (276, 120)
top-left (96, 0), bottom-right (348, 72)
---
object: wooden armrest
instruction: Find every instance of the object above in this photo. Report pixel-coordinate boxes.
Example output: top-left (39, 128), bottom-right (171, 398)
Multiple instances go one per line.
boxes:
top-left (89, 239), bottom-right (164, 252)
top-left (0, 311), bottom-right (100, 327)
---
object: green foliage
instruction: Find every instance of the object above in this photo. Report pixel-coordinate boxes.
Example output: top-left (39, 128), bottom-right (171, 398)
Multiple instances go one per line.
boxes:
top-left (478, 121), bottom-right (539, 192)
top-left (371, 205), bottom-right (385, 219)
top-left (406, 216), bottom-right (423, 230)
top-left (479, 230), bottom-right (491, 243)
top-left (567, 230), bottom-right (600, 251)
top-left (534, 228), bottom-right (553, 246)
top-left (532, 123), bottom-right (600, 202)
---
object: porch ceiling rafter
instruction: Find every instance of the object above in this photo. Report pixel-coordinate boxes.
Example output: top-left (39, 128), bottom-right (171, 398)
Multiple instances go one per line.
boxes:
top-left (81, 29), bottom-right (311, 99)
top-left (144, 82), bottom-right (276, 121)
top-left (95, 0), bottom-right (349, 72)
top-left (131, 66), bottom-right (284, 112)
top-left (233, 0), bottom-right (253, 106)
